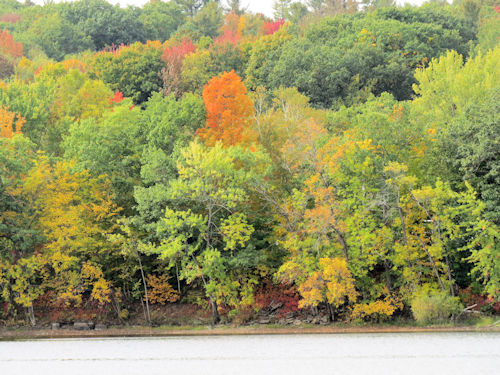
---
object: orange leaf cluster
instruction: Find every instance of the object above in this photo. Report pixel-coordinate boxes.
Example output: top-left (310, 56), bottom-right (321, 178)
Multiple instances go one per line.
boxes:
top-left (197, 70), bottom-right (256, 147)
top-left (0, 106), bottom-right (25, 138)
top-left (146, 274), bottom-right (179, 305)
top-left (0, 29), bottom-right (23, 58)
top-left (109, 90), bottom-right (124, 104)
top-left (62, 58), bottom-right (88, 73)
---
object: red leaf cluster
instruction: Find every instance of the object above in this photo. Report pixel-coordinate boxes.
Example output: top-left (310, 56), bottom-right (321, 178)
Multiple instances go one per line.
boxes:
top-left (459, 287), bottom-right (500, 313)
top-left (262, 19), bottom-right (285, 35)
top-left (216, 12), bottom-right (241, 46)
top-left (109, 90), bottom-right (124, 104)
top-left (255, 280), bottom-right (299, 318)
top-left (161, 38), bottom-right (196, 64)
top-left (0, 29), bottom-right (23, 58)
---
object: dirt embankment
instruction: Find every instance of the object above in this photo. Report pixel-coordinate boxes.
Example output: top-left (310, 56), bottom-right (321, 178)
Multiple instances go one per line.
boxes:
top-left (1, 323), bottom-right (499, 340)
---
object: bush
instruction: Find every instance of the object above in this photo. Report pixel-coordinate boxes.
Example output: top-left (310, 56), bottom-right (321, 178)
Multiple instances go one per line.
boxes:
top-left (411, 287), bottom-right (462, 324)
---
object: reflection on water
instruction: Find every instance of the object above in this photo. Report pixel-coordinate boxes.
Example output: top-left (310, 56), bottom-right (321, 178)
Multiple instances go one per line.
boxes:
top-left (1, 332), bottom-right (499, 374)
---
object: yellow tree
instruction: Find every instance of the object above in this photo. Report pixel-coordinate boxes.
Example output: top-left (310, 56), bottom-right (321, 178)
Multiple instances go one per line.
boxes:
top-left (23, 157), bottom-right (120, 308)
top-left (297, 257), bottom-right (358, 321)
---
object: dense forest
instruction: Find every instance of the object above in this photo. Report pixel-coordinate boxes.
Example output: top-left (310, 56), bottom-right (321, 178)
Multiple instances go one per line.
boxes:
top-left (0, 0), bottom-right (499, 327)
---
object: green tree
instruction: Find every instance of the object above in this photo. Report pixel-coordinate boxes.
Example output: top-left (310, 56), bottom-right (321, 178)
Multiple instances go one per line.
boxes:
top-left (148, 141), bottom-right (268, 324)
top-left (90, 41), bottom-right (164, 104)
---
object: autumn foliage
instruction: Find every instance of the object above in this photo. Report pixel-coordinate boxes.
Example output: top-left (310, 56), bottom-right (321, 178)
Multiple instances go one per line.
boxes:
top-left (197, 70), bottom-right (256, 147)
top-left (216, 12), bottom-right (242, 45)
top-left (0, 13), bottom-right (21, 24)
top-left (0, 107), bottom-right (25, 138)
top-left (255, 280), bottom-right (299, 318)
top-left (161, 38), bottom-right (196, 97)
top-left (0, 29), bottom-right (23, 58)
top-left (262, 19), bottom-right (285, 35)
top-left (109, 90), bottom-right (124, 104)
top-left (146, 274), bottom-right (180, 305)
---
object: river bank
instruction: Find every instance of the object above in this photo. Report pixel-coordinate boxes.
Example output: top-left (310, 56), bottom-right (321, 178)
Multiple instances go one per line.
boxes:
top-left (1, 322), bottom-right (499, 340)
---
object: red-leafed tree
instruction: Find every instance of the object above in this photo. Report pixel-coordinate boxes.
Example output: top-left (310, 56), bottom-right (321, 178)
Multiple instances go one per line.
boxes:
top-left (262, 19), bottom-right (285, 35)
top-left (216, 12), bottom-right (241, 46)
top-left (0, 29), bottom-right (23, 58)
top-left (161, 38), bottom-right (196, 97)
top-left (197, 70), bottom-right (256, 147)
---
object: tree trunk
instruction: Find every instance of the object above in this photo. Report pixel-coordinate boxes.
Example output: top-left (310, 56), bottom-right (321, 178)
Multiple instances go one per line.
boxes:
top-left (327, 303), bottom-right (335, 322)
top-left (176, 262), bottom-right (181, 296)
top-left (210, 298), bottom-right (220, 326)
top-left (136, 250), bottom-right (151, 325)
top-left (333, 226), bottom-right (349, 262)
top-left (384, 259), bottom-right (393, 293)
top-left (445, 255), bottom-right (455, 297)
top-left (26, 305), bottom-right (36, 327)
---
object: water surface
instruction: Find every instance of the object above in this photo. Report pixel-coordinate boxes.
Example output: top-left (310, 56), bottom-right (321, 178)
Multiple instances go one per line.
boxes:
top-left (1, 332), bottom-right (499, 374)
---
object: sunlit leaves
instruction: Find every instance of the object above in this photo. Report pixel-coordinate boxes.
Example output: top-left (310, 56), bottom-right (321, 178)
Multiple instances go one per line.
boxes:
top-left (197, 70), bottom-right (256, 147)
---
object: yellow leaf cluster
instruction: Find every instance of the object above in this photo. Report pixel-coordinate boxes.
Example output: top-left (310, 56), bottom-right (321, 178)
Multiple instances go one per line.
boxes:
top-left (146, 274), bottom-right (180, 305)
top-left (351, 296), bottom-right (403, 322)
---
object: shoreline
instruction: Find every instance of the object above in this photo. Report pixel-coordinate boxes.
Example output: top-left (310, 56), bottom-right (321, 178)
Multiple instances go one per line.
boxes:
top-left (1, 324), bottom-right (499, 340)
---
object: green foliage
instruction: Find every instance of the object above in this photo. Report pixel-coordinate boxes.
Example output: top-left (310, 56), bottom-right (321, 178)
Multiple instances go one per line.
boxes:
top-left (90, 41), bottom-right (164, 104)
top-left (411, 286), bottom-right (462, 324)
top-left (140, 1), bottom-right (185, 42)
top-left (0, 0), bottom-right (498, 325)
top-left (19, 12), bottom-right (93, 61)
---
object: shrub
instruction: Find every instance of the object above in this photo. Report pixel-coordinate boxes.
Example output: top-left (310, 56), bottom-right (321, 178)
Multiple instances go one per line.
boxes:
top-left (146, 274), bottom-right (180, 305)
top-left (411, 287), bottom-right (462, 324)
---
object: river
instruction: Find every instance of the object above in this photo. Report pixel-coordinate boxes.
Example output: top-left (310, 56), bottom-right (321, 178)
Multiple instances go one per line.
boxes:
top-left (1, 332), bottom-right (499, 374)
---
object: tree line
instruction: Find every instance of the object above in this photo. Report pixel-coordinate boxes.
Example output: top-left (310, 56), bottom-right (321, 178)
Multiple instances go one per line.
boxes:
top-left (0, 0), bottom-right (499, 326)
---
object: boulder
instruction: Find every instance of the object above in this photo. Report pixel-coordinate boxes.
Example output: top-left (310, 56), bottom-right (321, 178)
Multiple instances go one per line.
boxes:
top-left (320, 316), bottom-right (329, 325)
top-left (73, 322), bottom-right (94, 330)
top-left (94, 324), bottom-right (107, 330)
top-left (51, 323), bottom-right (60, 330)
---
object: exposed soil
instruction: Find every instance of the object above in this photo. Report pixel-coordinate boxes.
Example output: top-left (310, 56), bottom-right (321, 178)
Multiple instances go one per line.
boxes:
top-left (1, 323), bottom-right (499, 340)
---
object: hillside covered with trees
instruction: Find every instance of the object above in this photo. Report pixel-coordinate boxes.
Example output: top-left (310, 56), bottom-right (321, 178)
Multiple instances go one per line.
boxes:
top-left (0, 0), bottom-right (499, 327)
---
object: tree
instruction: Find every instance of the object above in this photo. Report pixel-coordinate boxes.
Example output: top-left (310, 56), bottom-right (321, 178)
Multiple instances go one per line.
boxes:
top-left (226, 0), bottom-right (246, 15)
top-left (0, 29), bottom-right (22, 58)
top-left (63, 102), bottom-right (143, 213)
top-left (21, 157), bottom-right (121, 311)
top-left (59, 0), bottom-right (146, 50)
top-left (161, 38), bottom-right (196, 98)
top-left (197, 70), bottom-right (256, 147)
top-left (191, 1), bottom-right (224, 38)
top-left (174, 0), bottom-right (205, 17)
top-left (140, 1), bottom-right (185, 42)
top-left (22, 13), bottom-right (93, 61)
top-left (297, 257), bottom-right (358, 321)
top-left (91, 41), bottom-right (164, 104)
top-left (148, 141), bottom-right (266, 324)
top-left (0, 107), bottom-right (25, 138)
top-left (273, 0), bottom-right (292, 20)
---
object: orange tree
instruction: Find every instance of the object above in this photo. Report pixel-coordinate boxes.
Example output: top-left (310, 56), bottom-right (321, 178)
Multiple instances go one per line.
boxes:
top-left (197, 70), bottom-right (256, 147)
